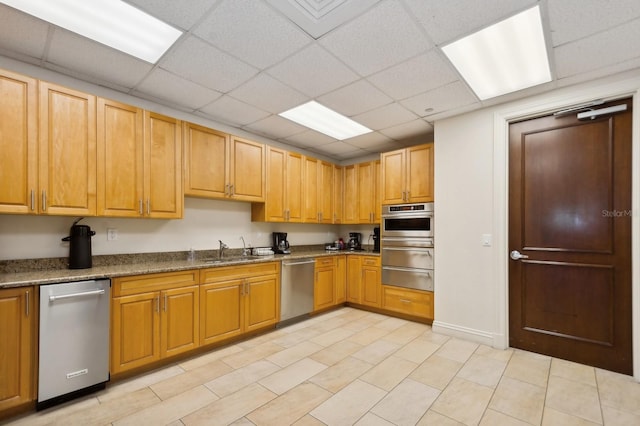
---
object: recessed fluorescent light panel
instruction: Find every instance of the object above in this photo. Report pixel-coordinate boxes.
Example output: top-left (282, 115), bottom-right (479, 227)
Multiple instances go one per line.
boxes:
top-left (442, 6), bottom-right (551, 100)
top-left (279, 101), bottom-right (372, 140)
top-left (1, 0), bottom-right (182, 63)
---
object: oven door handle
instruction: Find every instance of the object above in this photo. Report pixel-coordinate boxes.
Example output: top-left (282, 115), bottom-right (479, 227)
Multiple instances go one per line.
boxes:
top-left (382, 247), bottom-right (432, 253)
top-left (382, 266), bottom-right (432, 274)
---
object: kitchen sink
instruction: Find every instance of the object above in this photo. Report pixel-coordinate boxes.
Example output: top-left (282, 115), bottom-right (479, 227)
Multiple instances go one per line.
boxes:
top-left (202, 256), bottom-right (263, 264)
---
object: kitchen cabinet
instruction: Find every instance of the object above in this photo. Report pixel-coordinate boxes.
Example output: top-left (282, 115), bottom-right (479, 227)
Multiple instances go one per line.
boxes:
top-left (39, 81), bottom-right (97, 216)
top-left (303, 156), bottom-right (318, 223)
top-left (184, 129), bottom-right (265, 202)
top-left (111, 270), bottom-right (199, 374)
top-left (357, 160), bottom-right (380, 224)
top-left (335, 255), bottom-right (346, 303)
top-left (0, 287), bottom-right (35, 413)
top-left (343, 164), bottom-right (358, 224)
top-left (252, 148), bottom-right (302, 222)
top-left (333, 165), bottom-right (344, 224)
top-left (200, 262), bottom-right (279, 346)
top-left (381, 143), bottom-right (434, 204)
top-left (382, 285), bottom-right (434, 320)
top-left (346, 255), bottom-right (381, 307)
top-left (0, 69), bottom-right (37, 215)
top-left (314, 257), bottom-right (336, 311)
top-left (318, 161), bottom-right (334, 224)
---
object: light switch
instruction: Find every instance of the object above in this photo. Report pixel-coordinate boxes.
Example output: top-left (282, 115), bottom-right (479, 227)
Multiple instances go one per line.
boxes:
top-left (107, 228), bottom-right (118, 241)
top-left (481, 234), bottom-right (492, 247)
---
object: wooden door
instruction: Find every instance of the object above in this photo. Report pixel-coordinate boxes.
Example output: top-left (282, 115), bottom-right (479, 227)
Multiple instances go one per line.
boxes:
top-left (183, 122), bottom-right (229, 199)
top-left (144, 111), bottom-right (182, 218)
top-left (509, 98), bottom-right (632, 374)
top-left (361, 257), bottom-right (381, 307)
top-left (0, 287), bottom-right (34, 411)
top-left (343, 165), bottom-right (358, 224)
top-left (358, 162), bottom-right (374, 223)
top-left (406, 144), bottom-right (434, 203)
top-left (111, 292), bottom-right (160, 374)
top-left (161, 285), bottom-right (199, 358)
top-left (333, 165), bottom-right (344, 224)
top-left (39, 81), bottom-right (96, 216)
top-left (346, 255), bottom-right (362, 303)
top-left (264, 146), bottom-right (286, 222)
top-left (314, 258), bottom-right (335, 310)
top-left (335, 255), bottom-right (346, 304)
top-left (0, 70), bottom-right (37, 214)
top-left (381, 148), bottom-right (405, 204)
top-left (303, 156), bottom-right (318, 223)
top-left (230, 136), bottom-right (265, 202)
top-left (200, 280), bottom-right (243, 346)
top-left (244, 275), bottom-right (279, 331)
top-left (97, 98), bottom-right (144, 217)
top-left (286, 151), bottom-right (303, 222)
top-left (318, 161), bottom-right (333, 223)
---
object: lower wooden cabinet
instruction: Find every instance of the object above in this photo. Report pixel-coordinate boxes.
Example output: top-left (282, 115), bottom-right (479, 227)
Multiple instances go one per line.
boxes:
top-left (0, 287), bottom-right (35, 413)
top-left (346, 255), bottom-right (381, 307)
top-left (111, 270), bottom-right (200, 374)
top-left (382, 285), bottom-right (434, 320)
top-left (314, 257), bottom-right (336, 311)
top-left (335, 256), bottom-right (346, 304)
top-left (200, 262), bottom-right (280, 346)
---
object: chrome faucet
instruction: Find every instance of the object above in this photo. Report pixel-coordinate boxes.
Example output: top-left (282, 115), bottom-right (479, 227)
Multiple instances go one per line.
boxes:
top-left (240, 236), bottom-right (249, 256)
top-left (218, 240), bottom-right (229, 259)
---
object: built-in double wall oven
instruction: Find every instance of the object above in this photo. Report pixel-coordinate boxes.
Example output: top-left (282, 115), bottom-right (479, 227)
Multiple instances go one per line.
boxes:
top-left (381, 203), bottom-right (434, 291)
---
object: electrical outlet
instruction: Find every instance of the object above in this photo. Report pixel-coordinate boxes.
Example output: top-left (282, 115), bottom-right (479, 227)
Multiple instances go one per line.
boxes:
top-left (107, 228), bottom-right (118, 241)
top-left (481, 234), bottom-right (492, 247)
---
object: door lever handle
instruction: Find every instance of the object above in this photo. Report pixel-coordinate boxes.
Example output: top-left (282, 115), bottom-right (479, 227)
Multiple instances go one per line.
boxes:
top-left (510, 250), bottom-right (529, 260)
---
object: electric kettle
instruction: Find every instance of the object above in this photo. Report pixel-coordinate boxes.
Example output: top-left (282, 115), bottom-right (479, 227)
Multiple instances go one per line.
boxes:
top-left (62, 218), bottom-right (95, 269)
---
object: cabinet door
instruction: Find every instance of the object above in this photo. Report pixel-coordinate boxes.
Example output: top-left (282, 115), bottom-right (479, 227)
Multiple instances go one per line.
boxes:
top-left (244, 275), bottom-right (279, 332)
top-left (144, 111), bottom-right (183, 218)
top-left (303, 156), bottom-right (318, 223)
top-left (346, 255), bottom-right (362, 303)
top-left (97, 98), bottom-right (144, 217)
top-left (314, 258), bottom-right (335, 311)
top-left (318, 161), bottom-right (333, 224)
top-left (161, 285), bottom-right (199, 358)
top-left (264, 146), bottom-right (286, 222)
top-left (286, 151), bottom-right (303, 222)
top-left (111, 292), bottom-right (160, 374)
top-left (230, 136), bottom-right (265, 202)
top-left (373, 159), bottom-right (381, 223)
top-left (361, 259), bottom-right (381, 308)
top-left (343, 165), bottom-right (358, 224)
top-left (39, 81), bottom-right (96, 216)
top-left (0, 70), bottom-right (37, 214)
top-left (335, 255), bottom-right (346, 304)
top-left (357, 162), bottom-right (374, 223)
top-left (200, 279), bottom-right (243, 346)
top-left (406, 144), bottom-right (434, 202)
top-left (380, 148), bottom-right (406, 205)
top-left (0, 287), bottom-right (34, 411)
top-left (183, 122), bottom-right (229, 199)
top-left (333, 165), bottom-right (344, 224)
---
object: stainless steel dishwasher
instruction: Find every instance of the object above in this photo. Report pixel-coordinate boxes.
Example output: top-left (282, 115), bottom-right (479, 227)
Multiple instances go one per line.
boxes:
top-left (38, 279), bottom-right (110, 410)
top-left (279, 258), bottom-right (315, 326)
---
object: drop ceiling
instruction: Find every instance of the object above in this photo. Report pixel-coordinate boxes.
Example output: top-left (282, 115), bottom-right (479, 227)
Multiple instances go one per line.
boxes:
top-left (1, 0), bottom-right (639, 161)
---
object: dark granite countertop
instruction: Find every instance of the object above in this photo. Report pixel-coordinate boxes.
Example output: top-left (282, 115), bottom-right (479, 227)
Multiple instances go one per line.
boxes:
top-left (0, 246), bottom-right (379, 288)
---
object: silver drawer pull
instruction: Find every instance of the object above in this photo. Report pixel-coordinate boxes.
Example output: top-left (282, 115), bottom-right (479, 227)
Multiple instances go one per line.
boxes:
top-left (400, 299), bottom-right (412, 304)
top-left (49, 289), bottom-right (105, 301)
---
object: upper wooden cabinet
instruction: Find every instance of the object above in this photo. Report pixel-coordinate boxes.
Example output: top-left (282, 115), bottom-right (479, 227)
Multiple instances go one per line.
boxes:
top-left (303, 156), bottom-right (318, 223)
top-left (343, 164), bottom-right (358, 224)
top-left (318, 161), bottom-right (334, 224)
top-left (39, 81), bottom-right (97, 216)
top-left (381, 144), bottom-right (433, 204)
top-left (0, 70), bottom-right (37, 214)
top-left (333, 165), bottom-right (344, 224)
top-left (343, 160), bottom-right (380, 224)
top-left (185, 129), bottom-right (265, 203)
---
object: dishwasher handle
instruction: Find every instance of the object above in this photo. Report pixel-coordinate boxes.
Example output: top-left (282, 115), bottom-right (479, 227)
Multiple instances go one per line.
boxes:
top-left (49, 289), bottom-right (105, 302)
top-left (282, 259), bottom-right (316, 266)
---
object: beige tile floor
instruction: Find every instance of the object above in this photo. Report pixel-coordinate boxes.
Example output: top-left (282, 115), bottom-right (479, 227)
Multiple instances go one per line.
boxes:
top-left (6, 307), bottom-right (640, 426)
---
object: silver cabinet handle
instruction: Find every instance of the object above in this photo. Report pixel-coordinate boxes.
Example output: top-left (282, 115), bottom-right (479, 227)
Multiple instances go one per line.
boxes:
top-left (49, 289), bottom-right (105, 301)
top-left (510, 250), bottom-right (529, 260)
top-left (147, 198), bottom-right (151, 215)
top-left (42, 190), bottom-right (47, 211)
top-left (30, 190), bottom-right (35, 211)
top-left (25, 290), bottom-right (29, 316)
top-left (400, 298), bottom-right (412, 304)
top-left (156, 296), bottom-right (160, 313)
top-left (406, 190), bottom-right (410, 201)
top-left (139, 199), bottom-right (143, 215)
top-left (164, 293), bottom-right (168, 312)
top-left (230, 184), bottom-right (234, 196)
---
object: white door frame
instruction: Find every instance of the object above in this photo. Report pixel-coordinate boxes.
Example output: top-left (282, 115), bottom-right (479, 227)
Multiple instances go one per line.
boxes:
top-left (492, 78), bottom-right (640, 380)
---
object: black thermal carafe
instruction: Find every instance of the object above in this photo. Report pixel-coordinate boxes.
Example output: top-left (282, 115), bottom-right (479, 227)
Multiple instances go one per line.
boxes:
top-left (62, 218), bottom-right (96, 269)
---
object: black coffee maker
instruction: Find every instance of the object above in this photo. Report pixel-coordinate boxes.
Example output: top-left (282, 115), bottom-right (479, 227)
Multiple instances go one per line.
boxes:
top-left (347, 232), bottom-right (362, 251)
top-left (373, 227), bottom-right (380, 252)
top-left (62, 218), bottom-right (95, 269)
top-left (273, 232), bottom-right (291, 254)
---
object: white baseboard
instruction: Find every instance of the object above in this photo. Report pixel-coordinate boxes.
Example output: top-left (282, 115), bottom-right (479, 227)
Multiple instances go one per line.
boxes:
top-left (432, 320), bottom-right (496, 347)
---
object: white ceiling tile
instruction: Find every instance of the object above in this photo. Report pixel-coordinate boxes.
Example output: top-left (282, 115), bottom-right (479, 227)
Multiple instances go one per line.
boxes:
top-left (352, 103), bottom-right (417, 130)
top-left (554, 19), bottom-right (640, 78)
top-left (199, 95), bottom-right (270, 126)
top-left (229, 74), bottom-right (307, 114)
top-left (160, 36), bottom-right (257, 93)
top-left (317, 80), bottom-right (392, 116)
top-left (404, 0), bottom-right (537, 44)
top-left (285, 130), bottom-right (337, 148)
top-left (47, 29), bottom-right (153, 88)
top-left (267, 44), bottom-right (359, 97)
top-left (134, 69), bottom-right (222, 110)
top-left (244, 115), bottom-right (308, 139)
top-left (556, 57), bottom-right (640, 89)
top-left (311, 141), bottom-right (366, 155)
top-left (126, 0), bottom-right (217, 31)
top-left (0, 5), bottom-right (48, 59)
top-left (548, 0), bottom-right (640, 46)
top-left (193, 0), bottom-right (311, 69)
top-left (319, 0), bottom-right (431, 76)
top-left (368, 50), bottom-right (459, 100)
top-left (379, 119), bottom-right (433, 141)
top-left (401, 81), bottom-right (478, 117)
top-left (343, 131), bottom-right (395, 149)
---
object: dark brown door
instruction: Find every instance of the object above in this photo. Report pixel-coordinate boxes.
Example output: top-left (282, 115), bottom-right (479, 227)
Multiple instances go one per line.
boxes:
top-left (509, 98), bottom-right (632, 375)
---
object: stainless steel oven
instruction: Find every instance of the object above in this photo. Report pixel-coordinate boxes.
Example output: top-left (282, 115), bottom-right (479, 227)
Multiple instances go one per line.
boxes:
top-left (381, 203), bottom-right (434, 291)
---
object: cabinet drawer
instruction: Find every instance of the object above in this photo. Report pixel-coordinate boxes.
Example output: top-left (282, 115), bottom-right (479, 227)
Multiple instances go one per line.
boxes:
top-left (382, 286), bottom-right (433, 319)
top-left (315, 257), bottom-right (336, 268)
top-left (113, 270), bottom-right (200, 296)
top-left (362, 256), bottom-right (380, 267)
top-left (201, 261), bottom-right (279, 283)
